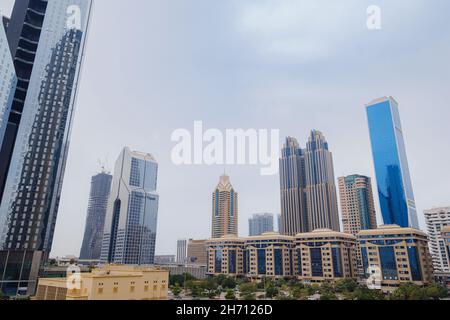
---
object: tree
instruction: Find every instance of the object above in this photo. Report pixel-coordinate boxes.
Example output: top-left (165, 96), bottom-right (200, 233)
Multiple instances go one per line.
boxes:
top-left (424, 283), bottom-right (448, 300)
top-left (169, 273), bottom-right (196, 287)
top-left (391, 283), bottom-right (424, 300)
top-left (320, 292), bottom-right (338, 300)
top-left (222, 277), bottom-right (237, 289)
top-left (172, 284), bottom-right (182, 297)
top-left (265, 285), bottom-right (279, 299)
top-left (225, 289), bottom-right (236, 300)
top-left (239, 282), bottom-right (257, 295)
top-left (352, 286), bottom-right (385, 300)
top-left (335, 279), bottom-right (358, 293)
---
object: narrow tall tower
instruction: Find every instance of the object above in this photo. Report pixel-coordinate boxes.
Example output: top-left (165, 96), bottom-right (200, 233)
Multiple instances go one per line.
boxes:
top-left (279, 137), bottom-right (307, 236)
top-left (100, 148), bottom-right (159, 265)
top-left (366, 96), bottom-right (419, 228)
top-left (212, 174), bottom-right (238, 238)
top-left (0, 0), bottom-right (92, 296)
top-left (338, 175), bottom-right (377, 236)
top-left (304, 130), bottom-right (340, 232)
top-left (79, 171), bottom-right (113, 260)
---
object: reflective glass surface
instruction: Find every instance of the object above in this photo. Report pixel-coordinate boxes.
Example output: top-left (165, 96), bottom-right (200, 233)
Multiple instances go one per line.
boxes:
top-left (367, 99), bottom-right (418, 228)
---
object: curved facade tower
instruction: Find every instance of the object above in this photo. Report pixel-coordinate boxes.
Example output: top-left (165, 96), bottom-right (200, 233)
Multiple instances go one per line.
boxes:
top-left (0, 0), bottom-right (92, 296)
top-left (100, 148), bottom-right (159, 266)
top-left (79, 172), bottom-right (113, 260)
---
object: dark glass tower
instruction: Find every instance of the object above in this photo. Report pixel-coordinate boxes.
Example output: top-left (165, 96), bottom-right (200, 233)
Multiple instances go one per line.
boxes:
top-left (79, 172), bottom-right (112, 260)
top-left (0, 0), bottom-right (92, 296)
top-left (279, 137), bottom-right (308, 236)
top-left (366, 97), bottom-right (419, 229)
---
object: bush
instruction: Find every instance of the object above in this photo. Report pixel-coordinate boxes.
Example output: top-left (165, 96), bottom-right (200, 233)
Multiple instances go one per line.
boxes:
top-left (225, 289), bottom-right (236, 300)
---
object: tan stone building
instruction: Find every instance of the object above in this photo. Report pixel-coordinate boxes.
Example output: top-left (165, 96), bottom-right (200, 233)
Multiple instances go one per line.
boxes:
top-left (358, 225), bottom-right (434, 292)
top-left (35, 265), bottom-right (168, 300)
top-left (294, 229), bottom-right (357, 283)
top-left (187, 239), bottom-right (208, 265)
top-left (207, 235), bottom-right (246, 276)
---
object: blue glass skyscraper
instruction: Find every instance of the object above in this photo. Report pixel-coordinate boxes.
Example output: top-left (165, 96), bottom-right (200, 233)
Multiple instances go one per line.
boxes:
top-left (366, 97), bottom-right (419, 229)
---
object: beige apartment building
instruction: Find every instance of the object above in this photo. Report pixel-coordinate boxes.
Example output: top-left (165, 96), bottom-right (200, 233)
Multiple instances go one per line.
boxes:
top-left (35, 265), bottom-right (168, 300)
top-left (357, 225), bottom-right (434, 292)
top-left (294, 229), bottom-right (358, 283)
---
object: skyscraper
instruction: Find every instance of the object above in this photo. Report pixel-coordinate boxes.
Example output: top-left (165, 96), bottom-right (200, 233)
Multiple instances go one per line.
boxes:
top-left (338, 175), bottom-right (377, 236)
top-left (280, 132), bottom-right (340, 235)
top-left (279, 137), bottom-right (307, 236)
top-left (304, 130), bottom-right (340, 232)
top-left (248, 213), bottom-right (274, 236)
top-left (212, 174), bottom-right (238, 238)
top-left (176, 239), bottom-right (187, 264)
top-left (424, 207), bottom-right (450, 272)
top-left (0, 20), bottom-right (16, 146)
top-left (79, 171), bottom-right (113, 260)
top-left (366, 96), bottom-right (419, 229)
top-left (0, 0), bottom-right (92, 296)
top-left (100, 147), bottom-right (159, 265)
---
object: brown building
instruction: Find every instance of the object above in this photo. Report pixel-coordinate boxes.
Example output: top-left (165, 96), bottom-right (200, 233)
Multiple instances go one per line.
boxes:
top-left (212, 174), bottom-right (238, 238)
top-left (187, 239), bottom-right (208, 266)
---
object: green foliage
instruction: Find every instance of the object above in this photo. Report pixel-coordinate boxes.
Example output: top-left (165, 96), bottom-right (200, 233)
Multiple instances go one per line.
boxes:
top-left (335, 279), bottom-right (358, 293)
top-left (265, 285), bottom-right (279, 299)
top-left (221, 277), bottom-right (237, 289)
top-left (320, 292), bottom-right (338, 300)
top-left (169, 273), bottom-right (196, 287)
top-left (172, 283), bottom-right (182, 296)
top-left (351, 286), bottom-right (385, 300)
top-left (391, 283), bottom-right (448, 301)
top-left (239, 282), bottom-right (258, 295)
top-left (241, 293), bottom-right (257, 300)
top-left (225, 289), bottom-right (236, 300)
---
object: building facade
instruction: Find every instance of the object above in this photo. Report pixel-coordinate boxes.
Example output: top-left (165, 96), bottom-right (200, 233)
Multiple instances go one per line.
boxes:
top-left (279, 131), bottom-right (340, 236)
top-left (358, 225), bottom-right (434, 292)
top-left (212, 174), bottom-right (238, 238)
top-left (0, 20), bottom-right (16, 146)
top-left (279, 137), bottom-right (307, 236)
top-left (0, 0), bottom-right (92, 296)
top-left (366, 97), bottom-right (419, 228)
top-left (339, 175), bottom-right (377, 236)
top-left (304, 130), bottom-right (340, 232)
top-left (294, 229), bottom-right (357, 283)
top-left (249, 213), bottom-right (274, 236)
top-left (187, 239), bottom-right (207, 266)
top-left (100, 148), bottom-right (159, 265)
top-left (154, 255), bottom-right (175, 265)
top-left (424, 207), bottom-right (450, 272)
top-left (245, 233), bottom-right (294, 279)
top-left (207, 236), bottom-right (246, 276)
top-left (36, 265), bottom-right (168, 300)
top-left (79, 172), bottom-right (113, 260)
top-left (176, 239), bottom-right (187, 264)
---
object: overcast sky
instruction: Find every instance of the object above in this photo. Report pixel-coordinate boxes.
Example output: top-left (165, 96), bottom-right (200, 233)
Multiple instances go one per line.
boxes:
top-left (1, 0), bottom-right (450, 258)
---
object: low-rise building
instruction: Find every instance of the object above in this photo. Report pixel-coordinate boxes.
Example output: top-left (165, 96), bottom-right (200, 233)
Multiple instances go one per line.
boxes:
top-left (294, 229), bottom-right (357, 283)
top-left (158, 264), bottom-right (208, 280)
top-left (358, 225), bottom-right (434, 292)
top-left (35, 265), bottom-right (168, 300)
top-left (187, 239), bottom-right (208, 266)
top-left (206, 236), bottom-right (246, 276)
top-left (154, 255), bottom-right (176, 265)
top-left (245, 232), bottom-right (294, 279)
